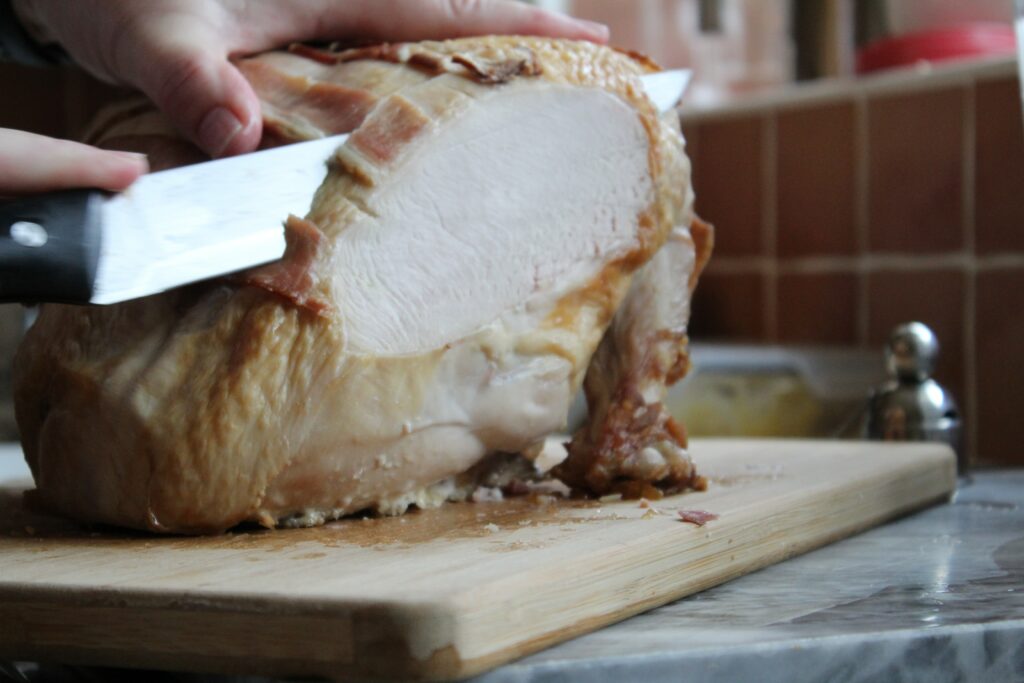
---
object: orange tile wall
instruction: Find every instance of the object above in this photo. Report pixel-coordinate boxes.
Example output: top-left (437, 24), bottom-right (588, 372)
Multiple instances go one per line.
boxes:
top-left (683, 59), bottom-right (1024, 467)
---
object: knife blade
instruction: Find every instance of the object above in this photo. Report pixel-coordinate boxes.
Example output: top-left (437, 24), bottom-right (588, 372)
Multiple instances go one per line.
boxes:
top-left (640, 69), bottom-right (692, 115)
top-left (0, 69), bottom-right (691, 305)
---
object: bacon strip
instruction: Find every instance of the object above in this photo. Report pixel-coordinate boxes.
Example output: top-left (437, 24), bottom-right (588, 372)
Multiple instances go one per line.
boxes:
top-left (238, 215), bottom-right (330, 316)
top-left (289, 41), bottom-right (542, 85)
top-left (237, 59), bottom-right (379, 143)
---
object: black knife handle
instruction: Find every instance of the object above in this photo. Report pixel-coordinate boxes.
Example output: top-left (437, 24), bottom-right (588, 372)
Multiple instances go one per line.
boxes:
top-left (0, 189), bottom-right (103, 304)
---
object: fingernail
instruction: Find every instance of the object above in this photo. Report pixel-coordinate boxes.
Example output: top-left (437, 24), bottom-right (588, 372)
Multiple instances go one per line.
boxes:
top-left (197, 107), bottom-right (243, 158)
top-left (110, 151), bottom-right (148, 163)
top-left (575, 19), bottom-right (610, 42)
top-left (107, 150), bottom-right (149, 176)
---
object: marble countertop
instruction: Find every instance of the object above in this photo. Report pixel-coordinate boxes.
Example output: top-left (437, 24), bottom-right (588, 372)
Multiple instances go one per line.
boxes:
top-left (2, 446), bottom-right (1022, 683)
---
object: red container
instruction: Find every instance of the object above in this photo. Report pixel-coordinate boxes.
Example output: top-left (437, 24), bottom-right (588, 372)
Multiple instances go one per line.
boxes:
top-left (856, 23), bottom-right (1016, 75)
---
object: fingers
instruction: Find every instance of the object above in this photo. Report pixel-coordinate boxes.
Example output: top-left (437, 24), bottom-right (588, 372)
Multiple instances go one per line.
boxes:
top-left (248, 0), bottom-right (608, 49)
top-left (0, 129), bottom-right (148, 195)
top-left (15, 2), bottom-right (261, 157)
top-left (153, 53), bottom-right (263, 158)
top-left (126, 38), bottom-right (264, 158)
top-left (132, 0), bottom-right (606, 158)
top-left (111, 10), bottom-right (263, 158)
top-left (21, 0), bottom-right (607, 162)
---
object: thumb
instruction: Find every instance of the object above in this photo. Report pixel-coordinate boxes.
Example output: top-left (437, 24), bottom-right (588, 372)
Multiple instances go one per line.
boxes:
top-left (134, 44), bottom-right (263, 158)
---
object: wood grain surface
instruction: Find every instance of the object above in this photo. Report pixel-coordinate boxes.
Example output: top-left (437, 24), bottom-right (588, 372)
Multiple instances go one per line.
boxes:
top-left (0, 438), bottom-right (956, 680)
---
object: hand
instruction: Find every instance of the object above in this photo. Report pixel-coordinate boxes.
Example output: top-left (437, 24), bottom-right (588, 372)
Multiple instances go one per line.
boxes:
top-left (0, 128), bottom-right (147, 196)
top-left (14, 0), bottom-right (609, 159)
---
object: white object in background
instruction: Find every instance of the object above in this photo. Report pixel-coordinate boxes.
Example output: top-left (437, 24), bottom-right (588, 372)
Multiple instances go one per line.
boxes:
top-left (686, 0), bottom-right (794, 105)
top-left (548, 0), bottom-right (792, 105)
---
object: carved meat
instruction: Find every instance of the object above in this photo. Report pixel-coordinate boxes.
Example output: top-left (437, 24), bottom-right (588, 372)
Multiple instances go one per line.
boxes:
top-left (14, 37), bottom-right (712, 533)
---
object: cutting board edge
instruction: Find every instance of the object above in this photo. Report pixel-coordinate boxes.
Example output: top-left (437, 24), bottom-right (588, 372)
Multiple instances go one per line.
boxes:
top-left (0, 443), bottom-right (957, 681)
top-left (0, 598), bottom-right (461, 682)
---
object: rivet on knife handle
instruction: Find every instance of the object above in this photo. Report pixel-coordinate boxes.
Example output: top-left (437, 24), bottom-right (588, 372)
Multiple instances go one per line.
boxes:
top-left (0, 189), bottom-right (103, 304)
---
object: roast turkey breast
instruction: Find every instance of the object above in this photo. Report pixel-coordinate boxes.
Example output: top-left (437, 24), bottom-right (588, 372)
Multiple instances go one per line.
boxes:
top-left (13, 37), bottom-right (711, 533)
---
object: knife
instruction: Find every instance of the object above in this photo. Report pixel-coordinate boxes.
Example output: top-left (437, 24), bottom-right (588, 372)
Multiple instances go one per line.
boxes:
top-left (0, 69), bottom-right (692, 306)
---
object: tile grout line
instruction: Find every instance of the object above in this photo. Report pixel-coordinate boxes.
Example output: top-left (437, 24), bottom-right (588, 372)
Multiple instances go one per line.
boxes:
top-left (974, 253), bottom-right (1024, 269)
top-left (762, 110), bottom-right (779, 342)
top-left (962, 79), bottom-right (979, 465)
top-left (680, 58), bottom-right (1014, 124)
top-left (706, 252), bottom-right (1024, 275)
top-left (854, 90), bottom-right (871, 347)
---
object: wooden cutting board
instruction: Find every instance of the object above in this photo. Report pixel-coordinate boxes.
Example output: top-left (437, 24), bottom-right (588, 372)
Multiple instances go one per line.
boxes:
top-left (0, 439), bottom-right (954, 681)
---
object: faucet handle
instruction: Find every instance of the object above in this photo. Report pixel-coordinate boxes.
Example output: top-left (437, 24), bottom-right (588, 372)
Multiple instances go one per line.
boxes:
top-left (886, 321), bottom-right (939, 383)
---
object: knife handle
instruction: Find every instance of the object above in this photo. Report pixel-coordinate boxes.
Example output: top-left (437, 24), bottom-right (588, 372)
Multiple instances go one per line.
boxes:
top-left (0, 189), bottom-right (103, 305)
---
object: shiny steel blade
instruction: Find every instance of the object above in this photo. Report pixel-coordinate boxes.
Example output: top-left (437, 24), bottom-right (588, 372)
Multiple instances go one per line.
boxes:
top-left (90, 134), bottom-right (349, 304)
top-left (641, 69), bottom-right (693, 113)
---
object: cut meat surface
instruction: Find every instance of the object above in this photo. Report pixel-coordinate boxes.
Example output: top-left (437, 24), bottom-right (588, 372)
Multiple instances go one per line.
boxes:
top-left (331, 83), bottom-right (652, 354)
top-left (14, 37), bottom-right (712, 534)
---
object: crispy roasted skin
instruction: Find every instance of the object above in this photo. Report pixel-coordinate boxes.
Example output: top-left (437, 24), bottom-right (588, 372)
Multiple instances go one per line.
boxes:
top-left (555, 217), bottom-right (713, 497)
top-left (14, 37), bottom-right (709, 533)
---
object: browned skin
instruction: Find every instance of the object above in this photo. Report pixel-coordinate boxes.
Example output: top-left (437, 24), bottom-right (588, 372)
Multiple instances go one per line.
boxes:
top-left (291, 41), bottom-right (544, 83)
top-left (555, 217), bottom-right (714, 498)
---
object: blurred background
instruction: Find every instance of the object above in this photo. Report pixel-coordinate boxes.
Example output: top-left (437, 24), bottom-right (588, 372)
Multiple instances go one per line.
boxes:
top-left (1, 0), bottom-right (1022, 470)
top-left (536, 0), bottom-right (1014, 96)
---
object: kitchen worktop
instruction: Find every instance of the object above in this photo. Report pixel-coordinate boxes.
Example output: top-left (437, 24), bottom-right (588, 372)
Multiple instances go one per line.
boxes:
top-left (1, 445), bottom-right (1022, 683)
